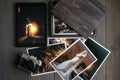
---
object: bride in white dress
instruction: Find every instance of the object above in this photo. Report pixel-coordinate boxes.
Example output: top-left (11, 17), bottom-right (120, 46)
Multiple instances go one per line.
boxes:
top-left (55, 50), bottom-right (88, 80)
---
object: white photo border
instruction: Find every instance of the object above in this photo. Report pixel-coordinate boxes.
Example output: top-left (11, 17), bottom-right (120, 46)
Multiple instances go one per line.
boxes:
top-left (74, 37), bottom-right (111, 80)
top-left (52, 15), bottom-right (78, 36)
top-left (47, 37), bottom-right (81, 47)
top-left (50, 39), bottom-right (97, 80)
top-left (26, 43), bottom-right (66, 76)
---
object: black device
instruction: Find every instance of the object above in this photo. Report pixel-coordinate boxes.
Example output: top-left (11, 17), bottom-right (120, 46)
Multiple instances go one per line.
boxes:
top-left (17, 53), bottom-right (42, 73)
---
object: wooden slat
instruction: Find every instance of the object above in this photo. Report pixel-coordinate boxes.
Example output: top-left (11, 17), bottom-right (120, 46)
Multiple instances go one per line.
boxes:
top-left (55, 73), bottom-right (62, 80)
top-left (1, 0), bottom-right (120, 80)
top-left (29, 73), bottom-right (55, 80)
top-left (105, 0), bottom-right (120, 80)
top-left (0, 0), bottom-right (55, 80)
top-left (93, 0), bottom-right (106, 80)
top-left (52, 0), bottom-right (106, 38)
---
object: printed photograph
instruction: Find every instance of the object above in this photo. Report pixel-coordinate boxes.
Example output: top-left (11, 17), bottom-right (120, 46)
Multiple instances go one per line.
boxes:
top-left (76, 38), bottom-right (110, 80)
top-left (15, 3), bottom-right (47, 46)
top-left (53, 16), bottom-right (77, 34)
top-left (51, 15), bottom-right (79, 36)
top-left (26, 43), bottom-right (66, 76)
top-left (51, 15), bottom-right (96, 37)
top-left (50, 39), bottom-right (97, 80)
top-left (48, 37), bottom-right (78, 47)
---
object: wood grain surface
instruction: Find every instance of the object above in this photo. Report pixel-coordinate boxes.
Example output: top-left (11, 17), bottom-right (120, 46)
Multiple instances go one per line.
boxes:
top-left (52, 0), bottom-right (106, 38)
top-left (0, 0), bottom-right (120, 80)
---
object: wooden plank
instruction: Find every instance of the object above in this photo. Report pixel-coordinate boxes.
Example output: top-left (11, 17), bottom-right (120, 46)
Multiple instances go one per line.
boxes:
top-left (74, 77), bottom-right (82, 80)
top-left (52, 0), bottom-right (106, 38)
top-left (93, 0), bottom-right (106, 80)
top-left (0, 0), bottom-right (55, 80)
top-left (105, 0), bottom-right (120, 80)
top-left (1, 0), bottom-right (120, 80)
top-left (29, 73), bottom-right (55, 80)
top-left (55, 73), bottom-right (62, 80)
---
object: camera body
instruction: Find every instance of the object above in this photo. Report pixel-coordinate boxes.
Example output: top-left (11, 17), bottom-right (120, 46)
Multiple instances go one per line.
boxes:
top-left (17, 53), bottom-right (42, 73)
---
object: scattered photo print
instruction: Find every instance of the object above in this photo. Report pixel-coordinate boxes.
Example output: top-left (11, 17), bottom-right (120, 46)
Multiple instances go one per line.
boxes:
top-left (48, 37), bottom-right (78, 47)
top-left (15, 3), bottom-right (47, 46)
top-left (27, 43), bottom-right (66, 76)
top-left (50, 39), bottom-right (97, 80)
top-left (53, 15), bottom-right (78, 35)
top-left (76, 38), bottom-right (110, 80)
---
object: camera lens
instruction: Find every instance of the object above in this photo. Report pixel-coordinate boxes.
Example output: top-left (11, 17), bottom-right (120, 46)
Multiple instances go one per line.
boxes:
top-left (24, 60), bottom-right (35, 71)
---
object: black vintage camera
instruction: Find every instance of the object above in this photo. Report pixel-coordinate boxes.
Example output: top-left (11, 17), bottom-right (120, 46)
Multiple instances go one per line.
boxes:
top-left (17, 53), bottom-right (42, 73)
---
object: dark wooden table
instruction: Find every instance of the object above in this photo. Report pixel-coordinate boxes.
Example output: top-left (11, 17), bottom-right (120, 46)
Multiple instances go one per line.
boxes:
top-left (0, 0), bottom-right (120, 80)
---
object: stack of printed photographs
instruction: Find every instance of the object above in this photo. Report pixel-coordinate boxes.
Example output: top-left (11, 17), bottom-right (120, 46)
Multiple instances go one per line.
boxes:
top-left (25, 37), bottom-right (110, 80)
top-left (15, 1), bottom-right (110, 80)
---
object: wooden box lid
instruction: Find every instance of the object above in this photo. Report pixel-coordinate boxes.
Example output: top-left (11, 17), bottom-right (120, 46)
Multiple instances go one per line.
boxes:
top-left (52, 0), bottom-right (106, 38)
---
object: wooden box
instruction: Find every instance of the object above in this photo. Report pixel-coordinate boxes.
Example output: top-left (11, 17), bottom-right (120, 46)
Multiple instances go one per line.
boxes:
top-left (52, 0), bottom-right (106, 38)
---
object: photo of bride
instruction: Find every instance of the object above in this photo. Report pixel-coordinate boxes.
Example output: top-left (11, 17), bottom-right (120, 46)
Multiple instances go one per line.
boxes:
top-left (50, 39), bottom-right (97, 80)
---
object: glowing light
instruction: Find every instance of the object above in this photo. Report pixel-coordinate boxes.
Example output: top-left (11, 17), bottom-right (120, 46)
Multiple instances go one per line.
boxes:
top-left (54, 38), bottom-right (71, 47)
top-left (54, 38), bottom-right (61, 43)
top-left (65, 40), bottom-right (71, 47)
top-left (30, 24), bottom-right (38, 34)
top-left (54, 38), bottom-right (71, 46)
top-left (86, 64), bottom-right (94, 71)
top-left (18, 7), bottom-right (21, 13)
top-left (26, 22), bottom-right (39, 37)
